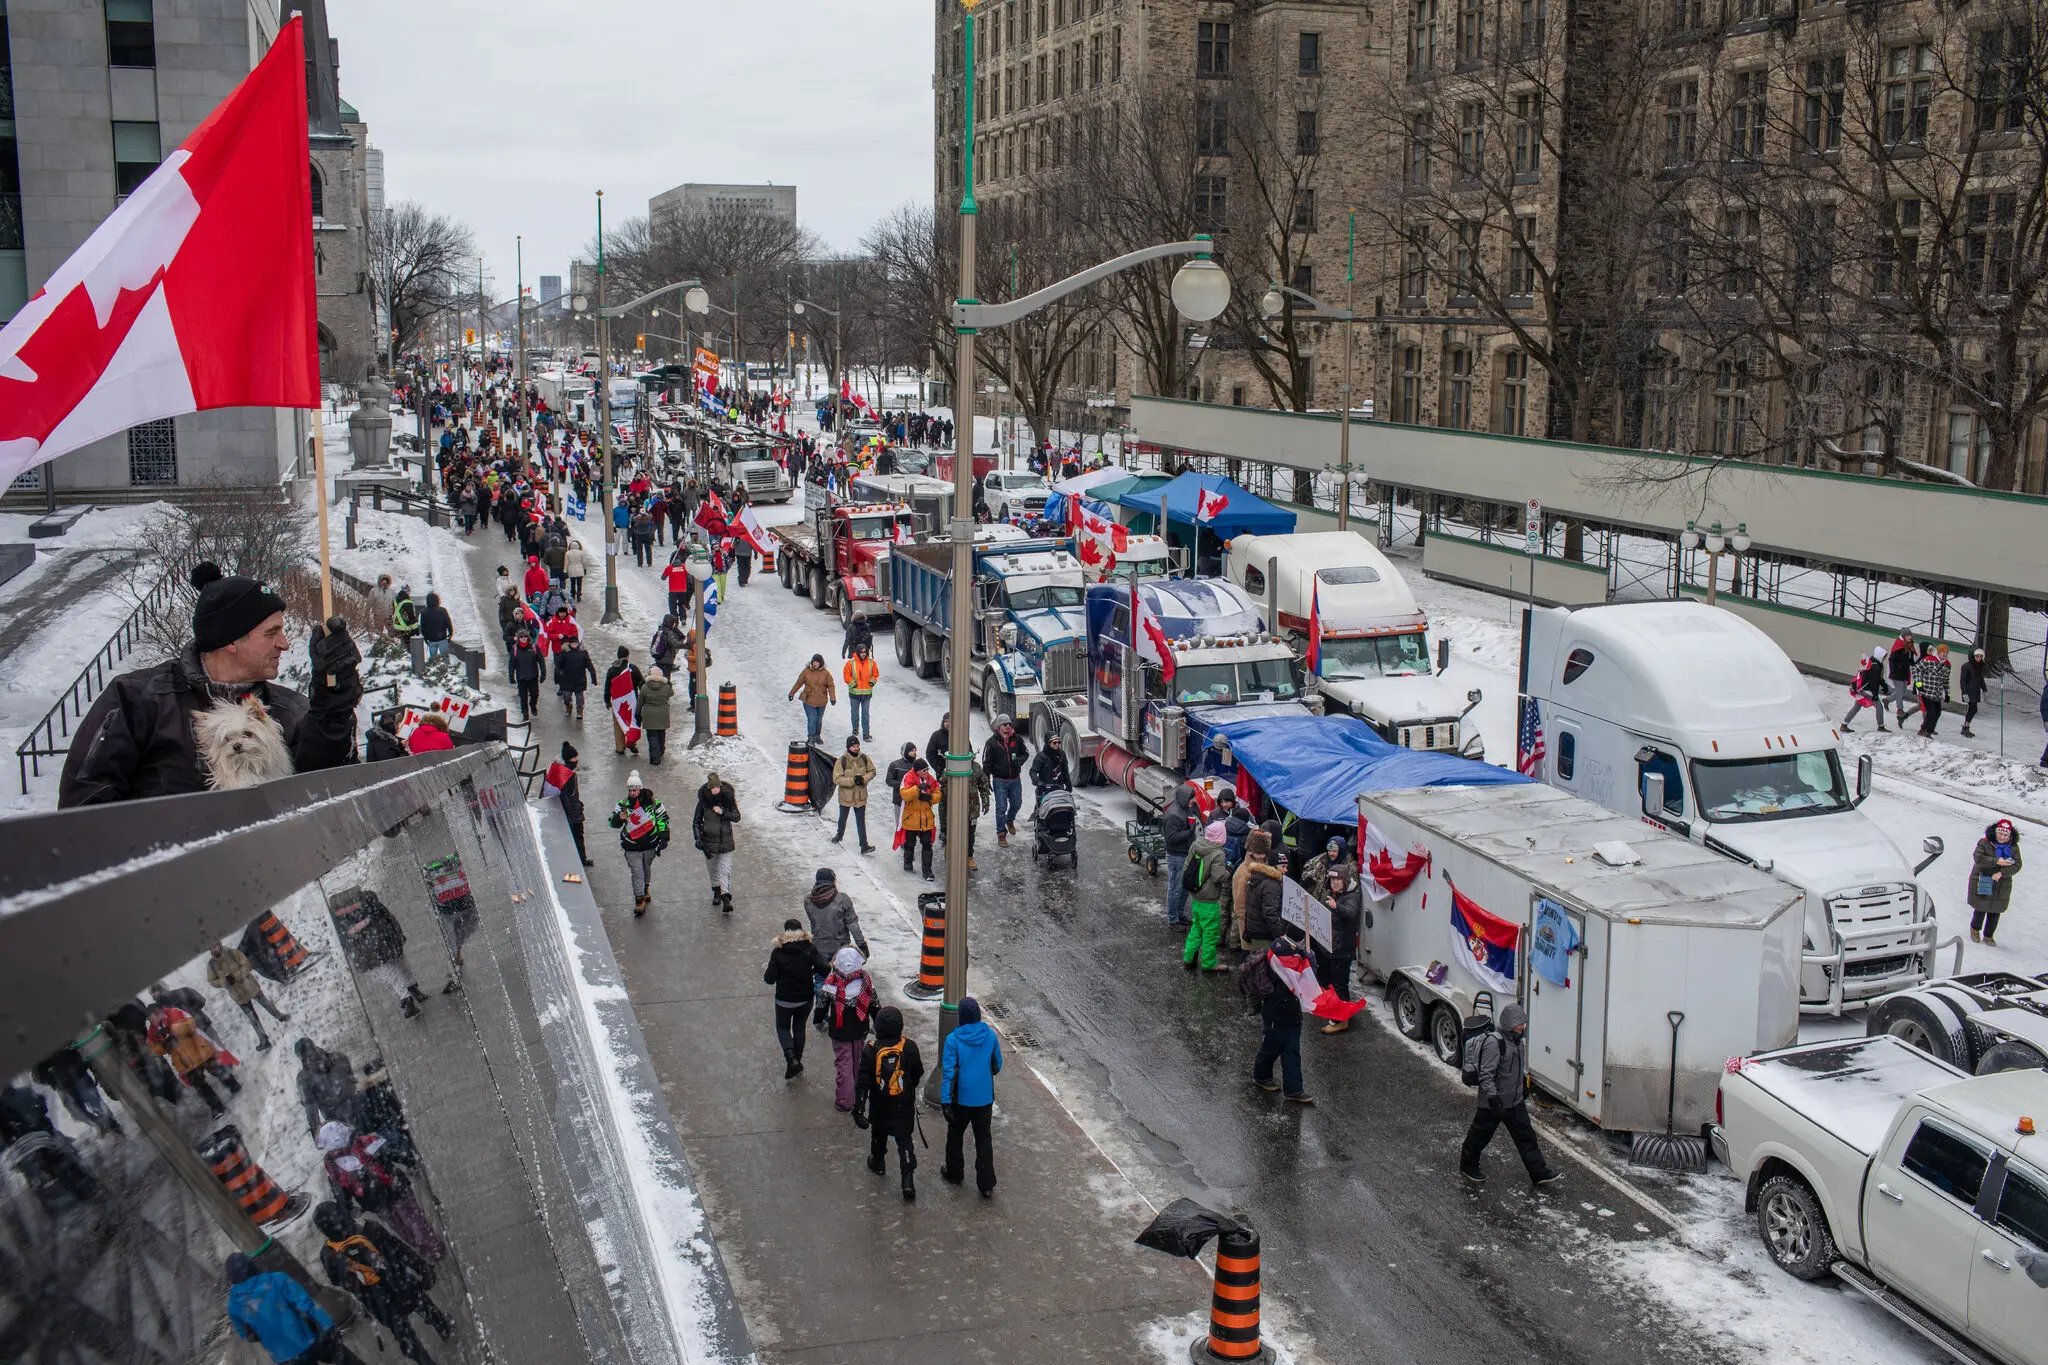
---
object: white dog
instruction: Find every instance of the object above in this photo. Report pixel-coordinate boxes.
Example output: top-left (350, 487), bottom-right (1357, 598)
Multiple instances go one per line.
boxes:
top-left (192, 696), bottom-right (294, 790)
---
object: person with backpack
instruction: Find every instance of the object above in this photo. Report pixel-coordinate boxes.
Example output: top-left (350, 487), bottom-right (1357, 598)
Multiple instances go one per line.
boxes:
top-left (1238, 928), bottom-right (1314, 1105)
top-left (641, 667), bottom-right (675, 766)
top-left (855, 1005), bottom-right (926, 1200)
top-left (692, 772), bottom-right (741, 914)
top-left (939, 995), bottom-right (1003, 1198)
top-left (1887, 631), bottom-right (1917, 726)
top-left (317, 1121), bottom-right (446, 1260)
top-left (1842, 653), bottom-right (1889, 732)
top-left (609, 772), bottom-right (670, 917)
top-left (1182, 821), bottom-right (1233, 972)
top-left (832, 736), bottom-right (877, 853)
top-left (313, 1201), bottom-right (453, 1364)
top-left (224, 1252), bottom-right (362, 1365)
top-left (1458, 1002), bottom-right (1561, 1187)
top-left (765, 919), bottom-right (822, 1078)
top-left (819, 946), bottom-right (875, 1112)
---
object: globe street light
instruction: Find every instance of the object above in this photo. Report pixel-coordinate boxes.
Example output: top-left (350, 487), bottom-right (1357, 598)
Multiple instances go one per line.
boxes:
top-left (1681, 519), bottom-right (1750, 606)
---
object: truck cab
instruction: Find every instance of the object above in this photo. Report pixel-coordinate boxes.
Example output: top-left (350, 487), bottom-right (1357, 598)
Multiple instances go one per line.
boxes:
top-left (778, 483), bottom-right (915, 624)
top-left (888, 539), bottom-right (1089, 723)
top-left (983, 469), bottom-right (1051, 522)
top-left (1227, 531), bottom-right (1483, 758)
top-left (1522, 602), bottom-right (1947, 1013)
top-left (718, 439), bottom-right (793, 503)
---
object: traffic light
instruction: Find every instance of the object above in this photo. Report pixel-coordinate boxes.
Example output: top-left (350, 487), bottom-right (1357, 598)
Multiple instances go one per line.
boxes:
top-left (464, 328), bottom-right (476, 345)
top-left (636, 334), bottom-right (646, 351)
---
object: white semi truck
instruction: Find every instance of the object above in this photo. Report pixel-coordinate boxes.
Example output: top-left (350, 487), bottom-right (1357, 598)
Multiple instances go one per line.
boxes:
top-left (1520, 602), bottom-right (1952, 1014)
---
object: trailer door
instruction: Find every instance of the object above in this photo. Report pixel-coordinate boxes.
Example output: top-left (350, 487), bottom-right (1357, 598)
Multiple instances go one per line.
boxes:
top-left (1525, 895), bottom-right (1590, 1115)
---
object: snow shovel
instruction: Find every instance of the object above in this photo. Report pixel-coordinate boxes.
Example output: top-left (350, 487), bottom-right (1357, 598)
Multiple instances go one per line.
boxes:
top-left (1630, 1010), bottom-right (1708, 1173)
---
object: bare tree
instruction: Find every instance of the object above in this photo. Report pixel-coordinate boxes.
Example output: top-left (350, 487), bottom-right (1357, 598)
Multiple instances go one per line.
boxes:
top-left (372, 202), bottom-right (477, 361)
top-left (862, 203), bottom-right (952, 397)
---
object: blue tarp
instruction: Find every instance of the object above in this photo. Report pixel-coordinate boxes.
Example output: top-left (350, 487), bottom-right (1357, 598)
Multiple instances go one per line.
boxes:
top-left (1114, 472), bottom-right (1296, 538)
top-left (1209, 713), bottom-right (1528, 825)
top-left (1044, 473), bottom-right (1170, 527)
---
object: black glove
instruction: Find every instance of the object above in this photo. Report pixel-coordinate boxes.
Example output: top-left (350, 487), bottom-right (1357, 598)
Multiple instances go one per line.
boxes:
top-left (852, 1105), bottom-right (869, 1131)
top-left (307, 617), bottom-right (364, 710)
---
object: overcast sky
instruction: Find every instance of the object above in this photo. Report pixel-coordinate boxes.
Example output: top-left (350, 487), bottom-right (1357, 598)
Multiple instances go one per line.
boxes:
top-left (326, 0), bottom-right (934, 295)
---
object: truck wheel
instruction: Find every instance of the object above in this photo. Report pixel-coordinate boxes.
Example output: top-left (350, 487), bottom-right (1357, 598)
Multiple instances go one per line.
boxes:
top-left (915, 632), bottom-right (941, 680)
top-left (1389, 978), bottom-right (1429, 1041)
top-left (1428, 1003), bottom-right (1464, 1067)
top-left (1867, 992), bottom-right (1970, 1069)
top-left (894, 618), bottom-right (916, 669)
top-left (839, 594), bottom-right (854, 629)
top-left (779, 554), bottom-right (793, 589)
top-left (1975, 1039), bottom-right (2048, 1075)
top-left (809, 568), bottom-right (827, 610)
top-left (1757, 1173), bottom-right (1837, 1282)
top-left (983, 675), bottom-right (1014, 728)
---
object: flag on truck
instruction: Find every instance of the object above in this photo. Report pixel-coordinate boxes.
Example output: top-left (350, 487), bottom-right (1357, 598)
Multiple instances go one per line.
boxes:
top-left (1446, 874), bottom-right (1519, 993)
top-left (1131, 581), bottom-right (1176, 682)
top-left (1305, 581), bottom-right (1322, 674)
top-left (1516, 695), bottom-right (1546, 777)
top-left (1357, 816), bottom-right (1428, 903)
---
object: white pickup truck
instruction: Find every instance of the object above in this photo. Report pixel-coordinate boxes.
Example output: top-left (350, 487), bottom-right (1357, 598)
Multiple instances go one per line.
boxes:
top-left (1715, 1035), bottom-right (2048, 1365)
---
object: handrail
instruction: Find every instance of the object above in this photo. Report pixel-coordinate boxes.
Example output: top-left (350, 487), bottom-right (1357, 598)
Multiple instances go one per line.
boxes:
top-left (14, 554), bottom-right (193, 794)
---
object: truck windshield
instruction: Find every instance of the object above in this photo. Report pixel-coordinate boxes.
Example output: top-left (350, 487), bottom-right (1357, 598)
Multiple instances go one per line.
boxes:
top-left (1172, 665), bottom-right (1238, 706)
top-left (1240, 657), bottom-right (1300, 699)
top-left (1690, 751), bottom-right (1850, 822)
top-left (894, 449), bottom-right (935, 475)
top-left (1101, 558), bottom-right (1164, 584)
top-left (1318, 633), bottom-right (1430, 680)
top-left (847, 516), bottom-right (907, 542)
top-left (1006, 584), bottom-right (1085, 610)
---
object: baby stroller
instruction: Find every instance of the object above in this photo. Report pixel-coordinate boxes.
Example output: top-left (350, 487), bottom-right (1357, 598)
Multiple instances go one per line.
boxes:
top-left (1032, 788), bottom-right (1079, 867)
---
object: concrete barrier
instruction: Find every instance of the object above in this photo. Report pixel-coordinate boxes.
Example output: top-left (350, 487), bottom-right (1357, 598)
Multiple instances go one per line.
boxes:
top-left (1677, 587), bottom-right (1972, 683)
top-left (1421, 535), bottom-right (1610, 608)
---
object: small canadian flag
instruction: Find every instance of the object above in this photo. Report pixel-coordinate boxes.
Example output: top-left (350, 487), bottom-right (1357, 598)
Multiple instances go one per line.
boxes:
top-left (1195, 488), bottom-right (1230, 524)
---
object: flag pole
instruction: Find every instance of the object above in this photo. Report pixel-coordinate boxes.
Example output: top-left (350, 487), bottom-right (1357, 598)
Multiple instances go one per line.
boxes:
top-left (312, 411), bottom-right (334, 620)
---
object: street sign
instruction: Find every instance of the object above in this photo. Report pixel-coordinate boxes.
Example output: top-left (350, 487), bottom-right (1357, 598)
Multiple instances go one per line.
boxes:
top-left (1524, 498), bottom-right (1542, 555)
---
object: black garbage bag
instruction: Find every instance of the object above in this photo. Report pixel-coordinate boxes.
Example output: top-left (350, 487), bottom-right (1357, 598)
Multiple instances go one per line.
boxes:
top-left (1134, 1198), bottom-right (1246, 1260)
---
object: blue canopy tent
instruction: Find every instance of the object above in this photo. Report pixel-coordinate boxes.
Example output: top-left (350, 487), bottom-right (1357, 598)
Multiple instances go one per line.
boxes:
top-left (1208, 713), bottom-right (1527, 826)
top-left (1115, 472), bottom-right (1295, 573)
top-left (1044, 471), bottom-right (1171, 527)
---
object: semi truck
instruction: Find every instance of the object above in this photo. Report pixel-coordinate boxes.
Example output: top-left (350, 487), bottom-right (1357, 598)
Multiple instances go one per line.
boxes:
top-left (717, 437), bottom-right (793, 503)
top-left (772, 483), bottom-right (916, 625)
top-left (1225, 531), bottom-right (1484, 759)
top-left (534, 370), bottom-right (592, 424)
top-left (1519, 601), bottom-right (1952, 1014)
top-left (889, 539), bottom-right (1091, 724)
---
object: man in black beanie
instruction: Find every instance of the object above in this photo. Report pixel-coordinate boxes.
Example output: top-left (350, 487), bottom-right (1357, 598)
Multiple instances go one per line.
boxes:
top-left (59, 562), bottom-right (362, 805)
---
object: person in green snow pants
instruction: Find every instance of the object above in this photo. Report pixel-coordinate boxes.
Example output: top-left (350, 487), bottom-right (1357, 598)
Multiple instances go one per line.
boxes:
top-left (1183, 823), bottom-right (1232, 971)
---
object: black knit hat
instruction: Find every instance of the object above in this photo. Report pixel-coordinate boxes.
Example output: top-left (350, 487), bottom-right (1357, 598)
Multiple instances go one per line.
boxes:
top-left (190, 563), bottom-right (286, 652)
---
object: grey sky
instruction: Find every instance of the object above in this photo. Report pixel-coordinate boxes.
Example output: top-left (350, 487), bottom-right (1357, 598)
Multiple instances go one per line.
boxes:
top-left (326, 0), bottom-right (934, 295)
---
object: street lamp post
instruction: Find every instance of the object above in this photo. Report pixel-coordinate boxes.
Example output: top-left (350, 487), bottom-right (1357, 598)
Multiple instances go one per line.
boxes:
top-left (1680, 520), bottom-right (1750, 606)
top-left (931, 0), bottom-right (1232, 1092)
top-left (595, 190), bottom-right (620, 623)
top-left (792, 294), bottom-right (841, 430)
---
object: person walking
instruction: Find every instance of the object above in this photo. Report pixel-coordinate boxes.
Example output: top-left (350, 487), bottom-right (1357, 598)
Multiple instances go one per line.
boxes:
top-left (788, 654), bottom-right (836, 743)
top-left (886, 742), bottom-right (919, 817)
top-left (641, 667), bottom-right (675, 766)
top-left (551, 743), bottom-right (592, 867)
top-left (1458, 1003), bottom-right (1562, 1187)
top-left (939, 995), bottom-right (1003, 1198)
top-left (326, 888), bottom-right (429, 1019)
top-left (554, 637), bottom-right (597, 719)
top-left (317, 1121), bottom-right (446, 1260)
top-left (691, 772), bottom-right (741, 914)
top-left (1160, 782), bottom-right (1204, 928)
top-left (145, 1002), bottom-right (241, 1117)
top-left (609, 772), bottom-right (670, 917)
top-left (224, 1252), bottom-right (363, 1365)
top-left (417, 593), bottom-right (453, 660)
top-left (1842, 653), bottom-right (1889, 732)
top-left (804, 868), bottom-right (869, 985)
top-left (1239, 928), bottom-right (1314, 1105)
top-left (1315, 862), bottom-right (1364, 1033)
top-left (819, 946), bottom-right (875, 1113)
top-left (765, 919), bottom-right (821, 1078)
top-left (206, 944), bottom-right (289, 1052)
top-left (898, 759), bottom-right (939, 881)
top-left (1960, 647), bottom-right (1988, 738)
top-left (661, 554), bottom-right (693, 622)
top-left (1968, 819), bottom-right (2023, 944)
top-left (509, 631), bottom-right (545, 723)
top-left (1912, 641), bottom-right (1950, 738)
top-left (855, 1005), bottom-right (925, 1200)
top-left (982, 714), bottom-right (1031, 845)
top-left (563, 537), bottom-right (586, 602)
top-left (832, 736), bottom-right (877, 853)
top-left (1029, 732), bottom-right (1071, 797)
top-left (1888, 631), bottom-right (1918, 727)
top-left (313, 1202), bottom-right (453, 1365)
top-left (842, 644), bottom-right (879, 742)
top-left (1182, 821), bottom-right (1232, 972)
top-left (603, 648), bottom-right (644, 756)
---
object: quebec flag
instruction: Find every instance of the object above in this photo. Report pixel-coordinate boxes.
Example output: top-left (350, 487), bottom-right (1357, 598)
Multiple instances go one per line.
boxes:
top-left (1446, 875), bottom-right (1519, 993)
top-left (566, 492), bottom-right (586, 521)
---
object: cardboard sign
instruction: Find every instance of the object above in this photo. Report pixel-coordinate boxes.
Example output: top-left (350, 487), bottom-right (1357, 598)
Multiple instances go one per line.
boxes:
top-left (1280, 876), bottom-right (1334, 953)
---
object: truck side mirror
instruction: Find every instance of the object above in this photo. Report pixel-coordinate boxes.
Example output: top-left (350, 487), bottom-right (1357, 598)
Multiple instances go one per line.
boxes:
top-left (1915, 835), bottom-right (1945, 876)
top-left (1642, 773), bottom-right (1667, 821)
top-left (1855, 753), bottom-right (1872, 806)
top-left (1437, 638), bottom-right (1451, 675)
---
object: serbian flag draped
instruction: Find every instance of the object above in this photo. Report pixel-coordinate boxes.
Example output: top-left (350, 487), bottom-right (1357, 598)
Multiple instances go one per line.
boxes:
top-left (732, 503), bottom-right (775, 557)
top-left (1446, 874), bottom-right (1519, 993)
top-left (1358, 816), bottom-right (1429, 902)
top-left (1269, 946), bottom-right (1370, 1023)
top-left (0, 19), bottom-right (317, 483)
top-left (1195, 487), bottom-right (1230, 524)
top-left (609, 670), bottom-right (642, 748)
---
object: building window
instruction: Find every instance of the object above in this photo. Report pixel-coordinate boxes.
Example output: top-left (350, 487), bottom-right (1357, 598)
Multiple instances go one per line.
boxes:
top-left (1292, 263), bottom-right (1314, 296)
top-left (1947, 410), bottom-right (1991, 481)
top-left (1399, 345), bottom-right (1423, 422)
top-left (1860, 368), bottom-right (1902, 460)
top-left (1499, 351), bottom-right (1529, 435)
top-left (310, 164), bottom-right (324, 218)
top-left (112, 120), bottom-right (161, 197)
top-left (1508, 215), bottom-right (1537, 297)
top-left (1112, 27), bottom-right (1122, 82)
top-left (1803, 55), bottom-right (1844, 153)
top-left (1402, 235), bottom-right (1429, 304)
top-left (1444, 348), bottom-right (1472, 429)
top-left (1874, 198), bottom-right (1920, 295)
top-left (1194, 174), bottom-right (1227, 231)
top-left (1793, 202), bottom-right (1836, 303)
top-left (1409, 0), bottom-right (1438, 77)
top-left (1512, 94), bottom-right (1542, 175)
top-left (1518, 0), bottom-right (1546, 51)
top-left (1641, 353), bottom-right (1681, 451)
top-left (1965, 192), bottom-right (2017, 297)
top-left (1457, 102), bottom-right (1485, 179)
top-left (1006, 0), bottom-right (1018, 48)
top-left (1197, 98), bottom-right (1229, 156)
top-left (1721, 209), bottom-right (1759, 296)
top-left (1037, 53), bottom-right (1048, 104)
top-left (1710, 359), bottom-right (1749, 454)
top-left (1457, 0), bottom-right (1485, 63)
top-left (1293, 187), bottom-right (1317, 232)
top-left (105, 0), bottom-right (155, 69)
top-left (127, 418), bottom-right (177, 485)
top-left (1728, 69), bottom-right (1766, 161)
top-left (1663, 81), bottom-right (1698, 167)
top-left (1070, 43), bottom-right (1083, 96)
top-left (1975, 26), bottom-right (2026, 134)
top-left (1406, 113), bottom-right (1432, 187)
top-left (1295, 109), bottom-right (1319, 156)
top-left (1668, 0), bottom-right (1702, 33)
top-left (1197, 21), bottom-right (1231, 77)
top-left (1451, 220), bottom-right (1480, 299)
top-left (1299, 32), bottom-right (1322, 76)
top-left (1882, 43), bottom-right (1933, 147)
top-left (1090, 32), bottom-right (1103, 87)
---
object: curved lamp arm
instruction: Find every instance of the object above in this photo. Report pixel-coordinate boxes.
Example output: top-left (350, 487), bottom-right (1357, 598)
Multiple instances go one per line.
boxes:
top-left (601, 278), bottom-right (706, 319)
top-left (954, 239), bottom-right (1213, 331)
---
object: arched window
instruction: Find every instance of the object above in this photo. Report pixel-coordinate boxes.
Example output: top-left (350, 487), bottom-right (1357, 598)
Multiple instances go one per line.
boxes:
top-left (310, 165), bottom-right (324, 219)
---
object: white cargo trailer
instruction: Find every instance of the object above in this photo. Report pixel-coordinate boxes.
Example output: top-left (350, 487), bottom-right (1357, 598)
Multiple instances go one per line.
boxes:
top-left (1359, 782), bottom-right (1804, 1134)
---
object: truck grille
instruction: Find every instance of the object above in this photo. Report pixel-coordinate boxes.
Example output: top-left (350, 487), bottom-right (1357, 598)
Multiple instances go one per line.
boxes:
top-left (1395, 722), bottom-right (1458, 752)
top-left (1843, 954), bottom-right (1917, 980)
top-left (1827, 883), bottom-right (1920, 952)
top-left (743, 467), bottom-right (782, 492)
top-left (1041, 641), bottom-right (1087, 695)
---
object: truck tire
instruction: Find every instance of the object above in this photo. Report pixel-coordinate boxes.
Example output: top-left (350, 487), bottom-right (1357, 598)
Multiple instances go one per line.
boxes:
top-left (1975, 1039), bottom-right (2048, 1075)
top-left (1757, 1173), bottom-right (1837, 1282)
top-left (1388, 978), bottom-right (1429, 1041)
top-left (1866, 991), bottom-right (1971, 1069)
top-left (779, 554), bottom-right (794, 589)
top-left (839, 592), bottom-right (854, 629)
top-left (1428, 1002), bottom-right (1464, 1067)
top-left (983, 673), bottom-right (1014, 728)
top-left (915, 631), bottom-right (942, 680)
top-left (894, 618), bottom-right (917, 669)
top-left (810, 567), bottom-right (828, 611)
top-left (1058, 718), bottom-right (1097, 787)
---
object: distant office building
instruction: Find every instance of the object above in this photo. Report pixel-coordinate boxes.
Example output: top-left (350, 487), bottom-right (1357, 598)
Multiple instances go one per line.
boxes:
top-left (540, 275), bottom-right (562, 304)
top-left (365, 144), bottom-right (384, 218)
top-left (649, 182), bottom-right (796, 227)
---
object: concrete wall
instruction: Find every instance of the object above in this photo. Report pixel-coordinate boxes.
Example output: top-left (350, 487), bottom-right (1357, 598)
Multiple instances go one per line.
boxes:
top-left (1422, 534), bottom-right (1611, 608)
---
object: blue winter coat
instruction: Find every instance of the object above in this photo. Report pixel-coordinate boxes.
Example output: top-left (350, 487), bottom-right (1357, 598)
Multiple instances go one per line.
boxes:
top-left (941, 1020), bottom-right (1003, 1106)
top-left (228, 1271), bottom-right (333, 1362)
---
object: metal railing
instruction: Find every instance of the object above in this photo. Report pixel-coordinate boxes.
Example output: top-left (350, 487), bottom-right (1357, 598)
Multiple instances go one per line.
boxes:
top-left (14, 556), bottom-right (192, 793)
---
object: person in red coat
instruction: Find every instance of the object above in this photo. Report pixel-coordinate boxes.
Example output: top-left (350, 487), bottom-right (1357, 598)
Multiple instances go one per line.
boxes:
top-left (521, 556), bottom-right (551, 603)
top-left (406, 713), bottom-right (456, 754)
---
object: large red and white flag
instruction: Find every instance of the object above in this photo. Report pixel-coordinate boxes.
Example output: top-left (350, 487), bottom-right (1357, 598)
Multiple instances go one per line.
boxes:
top-left (1269, 947), bottom-right (1369, 1022)
top-left (732, 504), bottom-right (775, 557)
top-left (1195, 487), bottom-right (1230, 524)
top-left (1358, 815), bottom-right (1429, 903)
top-left (0, 19), bottom-right (316, 484)
top-left (609, 670), bottom-right (642, 748)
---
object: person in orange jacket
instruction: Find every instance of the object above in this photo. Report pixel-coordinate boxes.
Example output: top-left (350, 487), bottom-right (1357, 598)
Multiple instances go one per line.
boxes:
top-left (843, 643), bottom-right (879, 742)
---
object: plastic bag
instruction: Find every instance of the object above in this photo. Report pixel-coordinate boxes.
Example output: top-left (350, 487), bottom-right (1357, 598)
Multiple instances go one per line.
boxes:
top-left (1133, 1198), bottom-right (1246, 1260)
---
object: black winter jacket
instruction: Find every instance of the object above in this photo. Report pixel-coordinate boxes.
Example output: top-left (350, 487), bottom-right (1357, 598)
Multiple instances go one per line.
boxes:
top-left (1030, 745), bottom-right (1071, 791)
top-left (983, 730), bottom-right (1030, 781)
top-left (764, 930), bottom-right (823, 1006)
top-left (510, 643), bottom-right (546, 684)
top-left (1240, 862), bottom-right (1287, 941)
top-left (693, 783), bottom-right (741, 854)
top-left (329, 888), bottom-right (409, 972)
top-left (1160, 784), bottom-right (1203, 857)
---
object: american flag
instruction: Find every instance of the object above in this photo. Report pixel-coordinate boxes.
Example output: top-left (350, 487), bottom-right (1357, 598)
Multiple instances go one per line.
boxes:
top-left (1516, 695), bottom-right (1546, 777)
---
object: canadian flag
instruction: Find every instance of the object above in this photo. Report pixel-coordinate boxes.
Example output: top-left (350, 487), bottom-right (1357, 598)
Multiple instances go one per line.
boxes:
top-left (609, 669), bottom-right (642, 748)
top-left (1131, 580), bottom-right (1177, 683)
top-left (0, 19), bottom-right (317, 482)
top-left (1269, 947), bottom-right (1369, 1022)
top-left (732, 504), bottom-right (775, 557)
top-left (1195, 487), bottom-right (1230, 524)
top-left (540, 761), bottom-right (575, 800)
top-left (1358, 815), bottom-right (1430, 902)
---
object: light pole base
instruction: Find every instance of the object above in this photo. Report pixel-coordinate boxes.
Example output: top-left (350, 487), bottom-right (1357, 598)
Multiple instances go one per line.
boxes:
top-left (601, 586), bottom-right (622, 625)
top-left (688, 698), bottom-right (714, 748)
